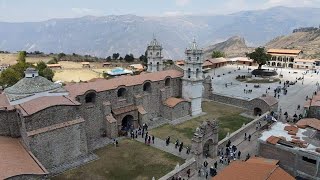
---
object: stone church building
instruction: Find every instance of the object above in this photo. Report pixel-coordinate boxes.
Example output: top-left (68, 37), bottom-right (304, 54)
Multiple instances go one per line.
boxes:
top-left (0, 38), bottom-right (212, 179)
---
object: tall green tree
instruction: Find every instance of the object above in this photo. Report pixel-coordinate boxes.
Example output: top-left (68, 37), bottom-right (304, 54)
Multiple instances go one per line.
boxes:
top-left (17, 51), bottom-right (27, 62)
top-left (139, 54), bottom-right (147, 65)
top-left (124, 54), bottom-right (134, 62)
top-left (211, 51), bottom-right (225, 58)
top-left (36, 61), bottom-right (55, 80)
top-left (246, 47), bottom-right (271, 69)
top-left (0, 68), bottom-right (20, 87)
top-left (112, 53), bottom-right (120, 60)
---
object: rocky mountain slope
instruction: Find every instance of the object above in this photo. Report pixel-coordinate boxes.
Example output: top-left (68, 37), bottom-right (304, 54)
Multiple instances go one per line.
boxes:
top-left (0, 6), bottom-right (319, 59)
top-left (265, 28), bottom-right (320, 58)
top-left (204, 36), bottom-right (253, 58)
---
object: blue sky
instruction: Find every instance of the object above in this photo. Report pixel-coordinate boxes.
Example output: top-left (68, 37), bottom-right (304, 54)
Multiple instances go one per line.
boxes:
top-left (0, 0), bottom-right (320, 22)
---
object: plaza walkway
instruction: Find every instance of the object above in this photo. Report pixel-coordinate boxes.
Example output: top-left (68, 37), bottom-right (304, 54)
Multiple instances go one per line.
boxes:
top-left (134, 117), bottom-right (268, 179)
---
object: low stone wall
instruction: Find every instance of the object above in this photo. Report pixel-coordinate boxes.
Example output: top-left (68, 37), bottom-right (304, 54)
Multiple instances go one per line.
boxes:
top-left (211, 93), bottom-right (250, 109)
top-left (159, 157), bottom-right (197, 180)
top-left (218, 112), bottom-right (269, 149)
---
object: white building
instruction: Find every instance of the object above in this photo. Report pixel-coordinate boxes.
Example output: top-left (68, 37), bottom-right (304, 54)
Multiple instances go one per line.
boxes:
top-left (267, 49), bottom-right (302, 68)
top-left (182, 39), bottom-right (204, 116)
top-left (146, 36), bottom-right (163, 72)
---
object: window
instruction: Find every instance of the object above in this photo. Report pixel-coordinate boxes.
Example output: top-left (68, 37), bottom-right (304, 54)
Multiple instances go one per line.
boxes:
top-left (85, 92), bottom-right (96, 103)
top-left (143, 82), bottom-right (151, 92)
top-left (197, 57), bottom-right (199, 61)
top-left (196, 68), bottom-right (200, 78)
top-left (188, 57), bottom-right (191, 61)
top-left (156, 52), bottom-right (159, 56)
top-left (117, 88), bottom-right (127, 98)
top-left (302, 156), bottom-right (317, 164)
top-left (188, 68), bottom-right (191, 78)
top-left (150, 52), bottom-right (152, 55)
top-left (165, 78), bottom-right (171, 86)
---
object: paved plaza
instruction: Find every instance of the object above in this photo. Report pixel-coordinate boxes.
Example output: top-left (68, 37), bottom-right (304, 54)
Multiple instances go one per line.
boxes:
top-left (208, 64), bottom-right (320, 119)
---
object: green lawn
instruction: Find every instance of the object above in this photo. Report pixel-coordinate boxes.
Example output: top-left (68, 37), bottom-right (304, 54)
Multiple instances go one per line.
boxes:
top-left (150, 101), bottom-right (253, 146)
top-left (53, 139), bottom-right (184, 180)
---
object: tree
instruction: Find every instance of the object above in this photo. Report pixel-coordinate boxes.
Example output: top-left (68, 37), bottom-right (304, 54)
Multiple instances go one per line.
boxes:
top-left (106, 56), bottom-right (112, 61)
top-left (211, 51), bottom-right (225, 58)
top-left (17, 51), bottom-right (27, 63)
top-left (119, 56), bottom-right (123, 60)
top-left (47, 57), bottom-right (58, 64)
top-left (57, 53), bottom-right (66, 60)
top-left (246, 47), bottom-right (271, 69)
top-left (0, 68), bottom-right (20, 87)
top-left (41, 68), bottom-right (54, 81)
top-left (124, 54), bottom-right (134, 62)
top-left (112, 53), bottom-right (120, 60)
top-left (139, 54), bottom-right (147, 65)
top-left (36, 61), bottom-right (55, 81)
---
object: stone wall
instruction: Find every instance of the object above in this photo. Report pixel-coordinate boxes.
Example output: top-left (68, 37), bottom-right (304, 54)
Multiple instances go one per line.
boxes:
top-left (24, 105), bottom-right (79, 131)
top-left (218, 112), bottom-right (269, 150)
top-left (0, 110), bottom-right (20, 137)
top-left (211, 93), bottom-right (250, 109)
top-left (161, 102), bottom-right (190, 121)
top-left (28, 121), bottom-right (88, 170)
top-left (159, 158), bottom-right (197, 180)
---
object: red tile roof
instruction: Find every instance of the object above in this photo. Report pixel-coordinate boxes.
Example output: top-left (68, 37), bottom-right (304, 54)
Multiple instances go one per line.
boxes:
top-left (284, 125), bottom-right (298, 135)
top-left (296, 118), bottom-right (320, 131)
top-left (65, 70), bottom-right (183, 98)
top-left (164, 97), bottom-right (187, 108)
top-left (267, 49), bottom-right (302, 55)
top-left (16, 96), bottom-right (80, 116)
top-left (266, 136), bottom-right (281, 145)
top-left (0, 136), bottom-right (47, 179)
top-left (213, 157), bottom-right (294, 180)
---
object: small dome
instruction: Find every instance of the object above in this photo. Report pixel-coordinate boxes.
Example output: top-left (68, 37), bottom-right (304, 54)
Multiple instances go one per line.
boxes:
top-left (4, 76), bottom-right (61, 95)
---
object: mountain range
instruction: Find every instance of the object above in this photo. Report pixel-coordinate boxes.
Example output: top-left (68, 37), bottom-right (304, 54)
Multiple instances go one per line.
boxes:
top-left (0, 6), bottom-right (319, 59)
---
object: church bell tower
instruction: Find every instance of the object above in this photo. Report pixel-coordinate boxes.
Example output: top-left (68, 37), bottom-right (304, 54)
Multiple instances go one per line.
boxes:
top-left (182, 39), bottom-right (204, 116)
top-left (146, 35), bottom-right (163, 72)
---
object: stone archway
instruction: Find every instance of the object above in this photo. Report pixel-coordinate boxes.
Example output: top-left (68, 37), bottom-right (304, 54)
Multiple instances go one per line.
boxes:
top-left (254, 107), bottom-right (262, 116)
top-left (203, 139), bottom-right (214, 158)
top-left (191, 120), bottom-right (219, 169)
top-left (121, 115), bottom-right (133, 131)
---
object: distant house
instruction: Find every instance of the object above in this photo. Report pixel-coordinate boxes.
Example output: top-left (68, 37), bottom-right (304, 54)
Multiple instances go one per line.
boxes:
top-left (81, 62), bottom-right (90, 68)
top-left (267, 49), bottom-right (302, 68)
top-left (0, 64), bottom-right (10, 72)
top-left (230, 57), bottom-right (255, 66)
top-left (202, 58), bottom-right (229, 69)
top-left (102, 62), bottom-right (111, 67)
top-left (293, 59), bottom-right (317, 69)
top-left (47, 64), bottom-right (62, 69)
top-left (128, 64), bottom-right (144, 72)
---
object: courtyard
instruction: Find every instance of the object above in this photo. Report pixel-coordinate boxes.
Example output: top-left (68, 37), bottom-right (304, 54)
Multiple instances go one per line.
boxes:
top-left (150, 101), bottom-right (253, 146)
top-left (53, 139), bottom-right (183, 180)
top-left (209, 64), bottom-right (320, 119)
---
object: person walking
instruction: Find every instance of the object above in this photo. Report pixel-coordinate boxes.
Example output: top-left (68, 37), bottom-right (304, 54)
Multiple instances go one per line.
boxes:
top-left (248, 134), bottom-right (251, 141)
top-left (238, 151), bottom-right (241, 159)
top-left (244, 133), bottom-right (247, 140)
top-left (152, 135), bottom-right (155, 144)
top-left (147, 136), bottom-right (151, 145)
top-left (214, 161), bottom-right (217, 169)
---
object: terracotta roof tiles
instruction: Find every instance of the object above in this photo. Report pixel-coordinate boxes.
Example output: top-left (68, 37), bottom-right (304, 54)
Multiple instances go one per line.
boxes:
top-left (164, 97), bottom-right (187, 108)
top-left (267, 49), bottom-right (302, 54)
top-left (0, 136), bottom-right (47, 179)
top-left (65, 70), bottom-right (183, 98)
top-left (212, 157), bottom-right (294, 180)
top-left (296, 118), bottom-right (320, 131)
top-left (16, 96), bottom-right (80, 116)
top-left (266, 136), bottom-right (281, 145)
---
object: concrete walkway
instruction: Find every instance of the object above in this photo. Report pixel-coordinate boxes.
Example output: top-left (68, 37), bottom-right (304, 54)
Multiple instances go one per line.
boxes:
top-left (135, 135), bottom-right (193, 160)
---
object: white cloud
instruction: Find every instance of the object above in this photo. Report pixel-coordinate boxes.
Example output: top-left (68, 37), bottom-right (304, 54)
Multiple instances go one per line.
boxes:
top-left (71, 8), bottom-right (103, 15)
top-left (265, 0), bottom-right (320, 7)
top-left (175, 0), bottom-right (191, 6)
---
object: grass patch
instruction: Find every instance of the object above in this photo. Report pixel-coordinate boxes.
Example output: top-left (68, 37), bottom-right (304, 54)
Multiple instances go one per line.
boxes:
top-left (53, 139), bottom-right (183, 180)
top-left (150, 101), bottom-right (253, 146)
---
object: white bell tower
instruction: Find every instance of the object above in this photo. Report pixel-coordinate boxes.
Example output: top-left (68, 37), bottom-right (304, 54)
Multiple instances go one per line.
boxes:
top-left (182, 39), bottom-right (204, 116)
top-left (147, 35), bottom-right (163, 72)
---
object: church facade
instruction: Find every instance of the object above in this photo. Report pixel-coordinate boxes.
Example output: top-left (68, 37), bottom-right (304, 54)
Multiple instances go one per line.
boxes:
top-left (0, 38), bottom-right (211, 178)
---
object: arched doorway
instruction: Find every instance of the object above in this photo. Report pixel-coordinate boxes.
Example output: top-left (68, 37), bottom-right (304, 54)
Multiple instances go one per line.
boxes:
top-left (121, 115), bottom-right (133, 131)
top-left (254, 107), bottom-right (262, 116)
top-left (271, 62), bottom-right (276, 66)
top-left (288, 63), bottom-right (293, 68)
top-left (277, 63), bottom-right (281, 67)
top-left (203, 139), bottom-right (214, 158)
